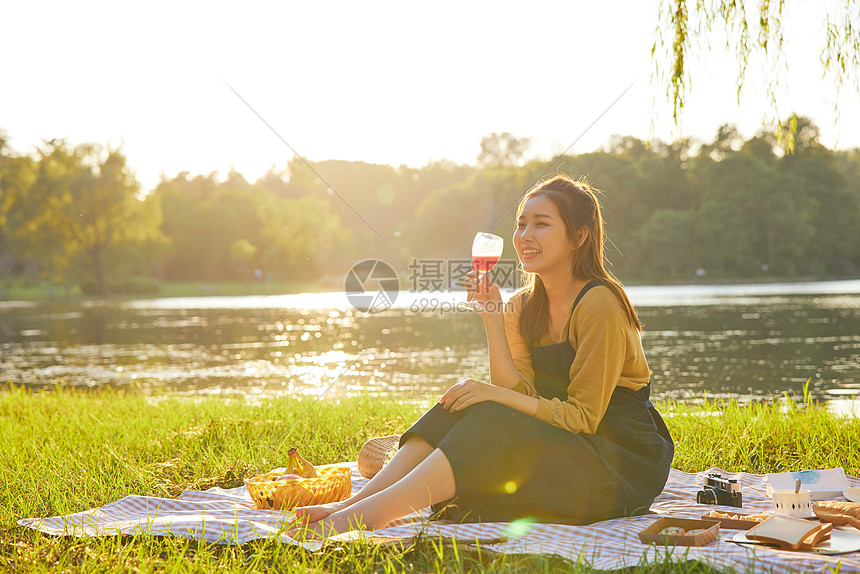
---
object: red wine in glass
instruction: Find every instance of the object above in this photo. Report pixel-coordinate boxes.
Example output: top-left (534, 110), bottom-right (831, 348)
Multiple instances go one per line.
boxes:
top-left (471, 255), bottom-right (501, 272)
top-left (466, 233), bottom-right (504, 311)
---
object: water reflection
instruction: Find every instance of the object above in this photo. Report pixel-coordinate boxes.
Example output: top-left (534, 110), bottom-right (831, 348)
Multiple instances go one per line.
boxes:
top-left (1, 281), bottom-right (859, 412)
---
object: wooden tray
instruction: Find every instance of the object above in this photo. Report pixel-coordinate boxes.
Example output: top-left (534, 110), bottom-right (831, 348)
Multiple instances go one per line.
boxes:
top-left (700, 512), bottom-right (765, 530)
top-left (639, 517), bottom-right (720, 546)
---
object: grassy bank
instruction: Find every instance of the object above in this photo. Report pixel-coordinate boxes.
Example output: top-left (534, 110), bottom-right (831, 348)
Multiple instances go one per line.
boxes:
top-left (1, 386), bottom-right (857, 573)
top-left (0, 280), bottom-right (320, 302)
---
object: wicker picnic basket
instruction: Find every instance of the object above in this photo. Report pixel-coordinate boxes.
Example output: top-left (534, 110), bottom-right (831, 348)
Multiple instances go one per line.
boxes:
top-left (357, 434), bottom-right (401, 479)
top-left (244, 465), bottom-right (352, 511)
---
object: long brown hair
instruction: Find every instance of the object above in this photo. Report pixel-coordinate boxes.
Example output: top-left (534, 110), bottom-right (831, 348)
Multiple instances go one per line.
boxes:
top-left (517, 174), bottom-right (641, 342)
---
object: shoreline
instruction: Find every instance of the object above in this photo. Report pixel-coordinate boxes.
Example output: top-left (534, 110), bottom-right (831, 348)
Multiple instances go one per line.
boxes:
top-left (4, 274), bottom-right (860, 305)
top-left (6, 382), bottom-right (857, 418)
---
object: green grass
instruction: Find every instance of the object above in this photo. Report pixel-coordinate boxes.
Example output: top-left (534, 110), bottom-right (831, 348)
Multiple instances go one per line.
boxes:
top-left (1, 385), bottom-right (857, 573)
top-left (666, 397), bottom-right (859, 476)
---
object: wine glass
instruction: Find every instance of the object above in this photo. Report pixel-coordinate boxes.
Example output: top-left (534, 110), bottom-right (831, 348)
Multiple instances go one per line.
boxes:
top-left (465, 232), bottom-right (504, 311)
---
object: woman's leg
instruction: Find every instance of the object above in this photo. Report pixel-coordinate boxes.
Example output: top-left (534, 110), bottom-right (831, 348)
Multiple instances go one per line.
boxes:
top-left (292, 435), bottom-right (435, 523)
top-left (294, 447), bottom-right (456, 539)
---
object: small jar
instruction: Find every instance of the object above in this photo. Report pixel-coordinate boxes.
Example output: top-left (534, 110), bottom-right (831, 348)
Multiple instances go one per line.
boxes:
top-left (771, 488), bottom-right (813, 518)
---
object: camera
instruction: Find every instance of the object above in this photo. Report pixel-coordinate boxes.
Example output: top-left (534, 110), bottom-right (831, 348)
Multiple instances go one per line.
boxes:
top-left (696, 473), bottom-right (743, 508)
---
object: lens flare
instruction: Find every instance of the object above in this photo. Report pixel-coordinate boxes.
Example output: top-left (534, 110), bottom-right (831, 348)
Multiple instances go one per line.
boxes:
top-left (503, 517), bottom-right (536, 538)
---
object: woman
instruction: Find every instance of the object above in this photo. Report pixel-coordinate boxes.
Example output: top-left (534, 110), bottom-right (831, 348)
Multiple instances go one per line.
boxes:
top-left (291, 174), bottom-right (674, 537)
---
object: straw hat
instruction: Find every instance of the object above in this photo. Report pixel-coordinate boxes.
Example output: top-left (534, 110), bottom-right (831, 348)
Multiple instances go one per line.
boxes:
top-left (357, 434), bottom-right (401, 479)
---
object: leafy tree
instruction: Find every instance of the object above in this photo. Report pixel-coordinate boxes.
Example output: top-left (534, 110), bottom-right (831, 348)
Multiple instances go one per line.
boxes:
top-left (153, 173), bottom-right (221, 279)
top-left (3, 119), bottom-right (858, 292)
top-left (154, 172), bottom-right (347, 282)
top-left (122, 192), bottom-right (173, 280)
top-left (0, 136), bottom-right (37, 289)
top-left (229, 238), bottom-right (257, 280)
top-left (778, 137), bottom-right (855, 275)
top-left (285, 158), bottom-right (410, 263)
top-left (833, 149), bottom-right (860, 272)
top-left (569, 139), bottom-right (693, 278)
top-left (155, 173), bottom-right (271, 280)
top-left (692, 148), bottom-right (771, 274)
top-left (256, 165), bottom-right (306, 200)
top-left (638, 208), bottom-right (700, 278)
top-left (207, 186), bottom-right (269, 277)
top-left (570, 148), bottom-right (643, 277)
top-left (475, 133), bottom-right (534, 230)
top-left (405, 179), bottom-right (492, 261)
top-left (693, 199), bottom-right (750, 275)
top-left (654, 1), bottom-right (860, 129)
top-left (699, 125), bottom-right (744, 161)
top-left (21, 141), bottom-right (168, 294)
top-left (476, 132), bottom-right (532, 168)
top-left (689, 125), bottom-right (819, 276)
top-left (259, 194), bottom-right (348, 282)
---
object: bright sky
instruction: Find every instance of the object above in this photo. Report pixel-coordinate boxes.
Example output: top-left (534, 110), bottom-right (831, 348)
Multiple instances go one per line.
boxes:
top-left (2, 1), bottom-right (858, 192)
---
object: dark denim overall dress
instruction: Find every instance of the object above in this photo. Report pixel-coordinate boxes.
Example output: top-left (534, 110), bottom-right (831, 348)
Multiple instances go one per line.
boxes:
top-left (401, 282), bottom-right (674, 524)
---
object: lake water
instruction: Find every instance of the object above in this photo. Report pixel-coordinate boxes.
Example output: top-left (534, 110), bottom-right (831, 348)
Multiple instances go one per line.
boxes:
top-left (1, 280), bottom-right (859, 415)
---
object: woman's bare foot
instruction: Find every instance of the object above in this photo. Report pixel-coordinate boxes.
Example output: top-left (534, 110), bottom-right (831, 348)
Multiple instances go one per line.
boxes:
top-left (290, 506), bottom-right (378, 540)
top-left (291, 500), bottom-right (347, 523)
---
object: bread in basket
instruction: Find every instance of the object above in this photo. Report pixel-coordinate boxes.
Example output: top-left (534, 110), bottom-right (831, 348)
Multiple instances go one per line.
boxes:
top-left (245, 465), bottom-right (352, 511)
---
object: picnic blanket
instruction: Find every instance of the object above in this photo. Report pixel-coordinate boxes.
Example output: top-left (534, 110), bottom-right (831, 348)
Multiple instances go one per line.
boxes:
top-left (19, 465), bottom-right (860, 573)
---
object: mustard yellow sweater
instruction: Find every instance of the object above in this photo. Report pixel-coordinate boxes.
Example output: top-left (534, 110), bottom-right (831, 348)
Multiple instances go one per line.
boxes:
top-left (504, 285), bottom-right (650, 435)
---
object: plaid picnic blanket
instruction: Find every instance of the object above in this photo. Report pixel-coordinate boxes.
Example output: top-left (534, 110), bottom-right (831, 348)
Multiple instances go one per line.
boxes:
top-left (19, 466), bottom-right (860, 573)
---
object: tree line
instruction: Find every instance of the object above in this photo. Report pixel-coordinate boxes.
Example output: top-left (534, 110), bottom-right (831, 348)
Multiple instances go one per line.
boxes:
top-left (1, 117), bottom-right (859, 297)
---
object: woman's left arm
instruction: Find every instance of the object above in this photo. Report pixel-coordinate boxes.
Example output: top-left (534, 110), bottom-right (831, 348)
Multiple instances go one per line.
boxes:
top-left (439, 378), bottom-right (540, 416)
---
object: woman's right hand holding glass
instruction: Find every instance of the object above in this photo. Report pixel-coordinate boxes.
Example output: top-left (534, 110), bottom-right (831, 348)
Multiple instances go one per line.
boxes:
top-left (464, 270), bottom-right (502, 315)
